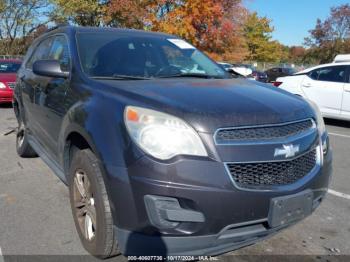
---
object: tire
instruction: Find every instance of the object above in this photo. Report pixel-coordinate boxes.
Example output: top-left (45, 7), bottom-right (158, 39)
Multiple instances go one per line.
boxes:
top-left (16, 120), bottom-right (37, 158)
top-left (68, 149), bottom-right (119, 258)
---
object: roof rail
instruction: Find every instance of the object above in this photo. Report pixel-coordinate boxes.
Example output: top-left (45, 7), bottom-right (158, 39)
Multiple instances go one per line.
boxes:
top-left (333, 54), bottom-right (350, 63)
top-left (46, 23), bottom-right (70, 32)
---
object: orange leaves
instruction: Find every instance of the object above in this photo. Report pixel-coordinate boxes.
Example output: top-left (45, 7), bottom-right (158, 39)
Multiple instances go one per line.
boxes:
top-left (104, 0), bottom-right (249, 61)
top-left (150, 0), bottom-right (248, 61)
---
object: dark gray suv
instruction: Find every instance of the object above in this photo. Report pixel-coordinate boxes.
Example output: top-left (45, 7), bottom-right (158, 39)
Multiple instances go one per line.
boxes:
top-left (14, 26), bottom-right (332, 258)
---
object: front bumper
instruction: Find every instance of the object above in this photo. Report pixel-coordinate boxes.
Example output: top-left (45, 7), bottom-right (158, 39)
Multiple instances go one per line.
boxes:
top-left (105, 146), bottom-right (332, 256)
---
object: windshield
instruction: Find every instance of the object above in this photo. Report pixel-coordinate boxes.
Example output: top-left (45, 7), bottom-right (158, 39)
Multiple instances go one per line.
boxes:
top-left (0, 62), bottom-right (21, 73)
top-left (76, 32), bottom-right (228, 79)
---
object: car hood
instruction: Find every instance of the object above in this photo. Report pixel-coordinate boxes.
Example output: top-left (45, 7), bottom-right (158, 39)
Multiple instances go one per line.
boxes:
top-left (0, 73), bottom-right (17, 82)
top-left (98, 78), bottom-right (314, 133)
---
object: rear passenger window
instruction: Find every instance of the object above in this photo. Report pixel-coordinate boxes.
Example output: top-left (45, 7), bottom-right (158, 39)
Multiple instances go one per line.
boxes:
top-left (309, 66), bottom-right (347, 83)
top-left (26, 37), bottom-right (53, 69)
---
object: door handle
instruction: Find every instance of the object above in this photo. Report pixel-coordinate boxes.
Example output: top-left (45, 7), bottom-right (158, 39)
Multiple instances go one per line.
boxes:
top-left (302, 83), bottom-right (311, 88)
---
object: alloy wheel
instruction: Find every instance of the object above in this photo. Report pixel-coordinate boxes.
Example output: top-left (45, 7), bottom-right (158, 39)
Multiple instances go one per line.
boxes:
top-left (73, 170), bottom-right (97, 241)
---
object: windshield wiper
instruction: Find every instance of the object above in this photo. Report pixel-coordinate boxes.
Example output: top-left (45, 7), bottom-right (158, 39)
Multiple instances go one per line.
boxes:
top-left (91, 74), bottom-right (151, 80)
top-left (156, 73), bottom-right (221, 79)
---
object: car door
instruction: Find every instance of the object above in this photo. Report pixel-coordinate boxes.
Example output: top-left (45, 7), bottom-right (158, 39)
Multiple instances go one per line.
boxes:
top-left (19, 37), bottom-right (53, 138)
top-left (341, 66), bottom-right (350, 118)
top-left (301, 65), bottom-right (346, 116)
top-left (33, 35), bottom-right (71, 159)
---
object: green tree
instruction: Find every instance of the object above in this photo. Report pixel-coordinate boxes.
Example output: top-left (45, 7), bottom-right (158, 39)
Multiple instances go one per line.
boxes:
top-left (243, 12), bottom-right (285, 62)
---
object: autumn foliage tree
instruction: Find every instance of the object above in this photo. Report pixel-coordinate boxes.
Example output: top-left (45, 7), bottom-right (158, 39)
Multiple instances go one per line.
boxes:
top-left (49, 0), bottom-right (107, 26)
top-left (104, 0), bottom-right (249, 61)
top-left (304, 4), bottom-right (350, 63)
top-left (150, 0), bottom-right (248, 61)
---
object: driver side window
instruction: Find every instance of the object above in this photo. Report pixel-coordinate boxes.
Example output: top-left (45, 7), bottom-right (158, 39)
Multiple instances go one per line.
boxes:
top-left (48, 36), bottom-right (71, 72)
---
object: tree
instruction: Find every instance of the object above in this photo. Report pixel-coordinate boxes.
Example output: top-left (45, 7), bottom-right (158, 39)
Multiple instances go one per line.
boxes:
top-left (288, 46), bottom-right (306, 64)
top-left (0, 0), bottom-right (49, 55)
top-left (50, 0), bottom-right (107, 26)
top-left (105, 0), bottom-right (249, 61)
top-left (105, 0), bottom-right (166, 29)
top-left (243, 12), bottom-right (286, 62)
top-left (150, 0), bottom-right (248, 61)
top-left (304, 4), bottom-right (350, 63)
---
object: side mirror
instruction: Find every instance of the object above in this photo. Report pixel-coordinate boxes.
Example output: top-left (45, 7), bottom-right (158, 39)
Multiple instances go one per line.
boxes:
top-left (33, 60), bottom-right (69, 79)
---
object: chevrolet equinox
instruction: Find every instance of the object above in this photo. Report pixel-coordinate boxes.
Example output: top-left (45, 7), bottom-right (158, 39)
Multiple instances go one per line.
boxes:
top-left (13, 26), bottom-right (332, 258)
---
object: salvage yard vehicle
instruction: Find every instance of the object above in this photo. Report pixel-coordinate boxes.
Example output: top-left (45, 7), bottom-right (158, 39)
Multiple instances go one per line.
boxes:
top-left (0, 59), bottom-right (21, 104)
top-left (276, 59), bottom-right (350, 121)
top-left (14, 26), bottom-right (332, 258)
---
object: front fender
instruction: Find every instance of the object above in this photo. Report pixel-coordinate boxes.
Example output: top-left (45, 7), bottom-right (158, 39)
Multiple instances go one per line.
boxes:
top-left (58, 98), bottom-right (144, 174)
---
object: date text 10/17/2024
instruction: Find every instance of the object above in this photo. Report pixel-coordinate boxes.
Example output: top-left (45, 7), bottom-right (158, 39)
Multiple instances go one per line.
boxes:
top-left (128, 256), bottom-right (219, 261)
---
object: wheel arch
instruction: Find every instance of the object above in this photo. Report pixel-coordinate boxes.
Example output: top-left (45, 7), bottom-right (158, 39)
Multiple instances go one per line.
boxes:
top-left (63, 126), bottom-right (99, 176)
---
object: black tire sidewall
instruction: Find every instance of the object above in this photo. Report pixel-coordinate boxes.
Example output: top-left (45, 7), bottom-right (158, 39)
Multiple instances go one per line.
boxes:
top-left (68, 149), bottom-right (114, 257)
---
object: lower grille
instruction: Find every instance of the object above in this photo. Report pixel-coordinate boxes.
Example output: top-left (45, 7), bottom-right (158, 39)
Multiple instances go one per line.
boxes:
top-left (7, 82), bottom-right (16, 89)
top-left (226, 149), bottom-right (317, 189)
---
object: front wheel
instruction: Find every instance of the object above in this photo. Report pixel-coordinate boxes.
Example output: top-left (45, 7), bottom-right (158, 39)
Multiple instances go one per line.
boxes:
top-left (68, 149), bottom-right (119, 258)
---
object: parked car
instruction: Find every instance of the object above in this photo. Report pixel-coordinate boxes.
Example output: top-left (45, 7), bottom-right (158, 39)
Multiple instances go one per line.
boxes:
top-left (0, 59), bottom-right (21, 104)
top-left (14, 26), bottom-right (332, 258)
top-left (217, 62), bottom-right (251, 78)
top-left (230, 64), bottom-right (268, 83)
top-left (217, 62), bottom-right (233, 71)
top-left (251, 69), bottom-right (268, 83)
top-left (276, 61), bottom-right (350, 121)
top-left (231, 63), bottom-right (253, 77)
top-left (265, 67), bottom-right (296, 82)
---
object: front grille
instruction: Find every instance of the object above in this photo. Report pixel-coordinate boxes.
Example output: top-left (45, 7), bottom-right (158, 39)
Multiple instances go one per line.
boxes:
top-left (6, 82), bottom-right (16, 89)
top-left (226, 149), bottom-right (317, 189)
top-left (215, 119), bottom-right (314, 143)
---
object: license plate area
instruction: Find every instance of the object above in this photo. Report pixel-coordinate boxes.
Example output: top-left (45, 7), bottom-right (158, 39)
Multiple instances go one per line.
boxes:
top-left (268, 190), bottom-right (313, 228)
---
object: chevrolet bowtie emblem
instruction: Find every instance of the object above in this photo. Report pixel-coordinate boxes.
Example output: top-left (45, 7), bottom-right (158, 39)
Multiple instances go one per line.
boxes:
top-left (274, 144), bottom-right (300, 158)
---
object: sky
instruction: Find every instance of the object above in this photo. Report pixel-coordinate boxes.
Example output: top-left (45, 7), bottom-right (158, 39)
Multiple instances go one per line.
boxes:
top-left (245, 0), bottom-right (350, 47)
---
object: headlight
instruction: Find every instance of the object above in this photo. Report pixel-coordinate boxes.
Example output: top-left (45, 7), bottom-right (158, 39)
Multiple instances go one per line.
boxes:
top-left (0, 82), bottom-right (6, 89)
top-left (124, 106), bottom-right (207, 160)
top-left (306, 99), bottom-right (326, 135)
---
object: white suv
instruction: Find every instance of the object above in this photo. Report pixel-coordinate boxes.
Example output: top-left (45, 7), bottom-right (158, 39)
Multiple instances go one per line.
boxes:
top-left (277, 56), bottom-right (350, 121)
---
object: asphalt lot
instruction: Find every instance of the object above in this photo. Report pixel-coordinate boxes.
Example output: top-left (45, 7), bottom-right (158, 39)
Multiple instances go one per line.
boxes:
top-left (0, 104), bottom-right (350, 261)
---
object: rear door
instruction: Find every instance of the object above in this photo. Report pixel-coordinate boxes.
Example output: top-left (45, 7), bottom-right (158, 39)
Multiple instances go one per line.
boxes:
top-left (341, 66), bottom-right (350, 118)
top-left (301, 65), bottom-right (346, 116)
